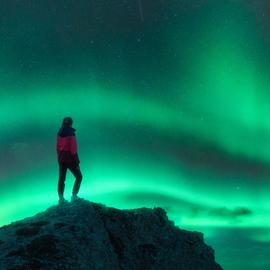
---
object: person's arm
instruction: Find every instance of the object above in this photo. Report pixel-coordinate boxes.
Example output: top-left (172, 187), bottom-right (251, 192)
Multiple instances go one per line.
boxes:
top-left (56, 135), bottom-right (61, 158)
top-left (70, 135), bottom-right (80, 165)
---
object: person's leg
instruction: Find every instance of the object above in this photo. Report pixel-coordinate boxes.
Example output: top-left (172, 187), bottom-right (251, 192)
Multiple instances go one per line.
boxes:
top-left (58, 163), bottom-right (68, 198)
top-left (69, 163), bottom-right (83, 196)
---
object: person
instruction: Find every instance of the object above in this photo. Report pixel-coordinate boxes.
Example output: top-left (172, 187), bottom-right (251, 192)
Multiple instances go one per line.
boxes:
top-left (56, 116), bottom-right (83, 204)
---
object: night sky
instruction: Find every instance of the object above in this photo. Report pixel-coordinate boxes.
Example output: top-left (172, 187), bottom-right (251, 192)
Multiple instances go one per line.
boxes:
top-left (1, 1), bottom-right (270, 269)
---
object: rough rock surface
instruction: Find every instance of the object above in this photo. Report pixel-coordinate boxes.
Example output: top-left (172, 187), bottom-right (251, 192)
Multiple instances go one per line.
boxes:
top-left (0, 199), bottom-right (223, 270)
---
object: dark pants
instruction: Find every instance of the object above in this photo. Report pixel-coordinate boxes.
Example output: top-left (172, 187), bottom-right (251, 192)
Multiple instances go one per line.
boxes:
top-left (58, 163), bottom-right (83, 198)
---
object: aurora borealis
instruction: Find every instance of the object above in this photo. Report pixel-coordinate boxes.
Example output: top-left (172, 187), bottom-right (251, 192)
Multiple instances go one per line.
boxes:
top-left (1, 0), bottom-right (270, 269)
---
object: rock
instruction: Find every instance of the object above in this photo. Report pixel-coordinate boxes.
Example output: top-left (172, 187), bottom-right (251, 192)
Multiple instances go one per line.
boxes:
top-left (0, 199), bottom-right (223, 270)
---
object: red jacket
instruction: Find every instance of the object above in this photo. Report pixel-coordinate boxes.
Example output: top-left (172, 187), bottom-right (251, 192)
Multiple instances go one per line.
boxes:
top-left (56, 126), bottom-right (80, 165)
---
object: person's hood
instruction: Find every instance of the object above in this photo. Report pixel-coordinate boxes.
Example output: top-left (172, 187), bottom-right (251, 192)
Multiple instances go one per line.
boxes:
top-left (58, 126), bottom-right (76, 137)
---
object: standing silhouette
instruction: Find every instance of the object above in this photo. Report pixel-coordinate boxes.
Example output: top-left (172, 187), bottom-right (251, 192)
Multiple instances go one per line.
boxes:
top-left (56, 117), bottom-right (83, 204)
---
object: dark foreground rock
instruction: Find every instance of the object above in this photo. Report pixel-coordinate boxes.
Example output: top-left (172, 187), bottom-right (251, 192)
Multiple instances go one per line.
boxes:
top-left (0, 199), bottom-right (223, 270)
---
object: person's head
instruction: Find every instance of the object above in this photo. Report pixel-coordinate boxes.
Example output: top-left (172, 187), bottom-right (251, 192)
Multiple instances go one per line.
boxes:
top-left (62, 116), bottom-right (73, 127)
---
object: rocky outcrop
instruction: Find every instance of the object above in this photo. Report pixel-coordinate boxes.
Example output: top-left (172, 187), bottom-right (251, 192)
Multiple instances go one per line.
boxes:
top-left (0, 199), bottom-right (223, 270)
